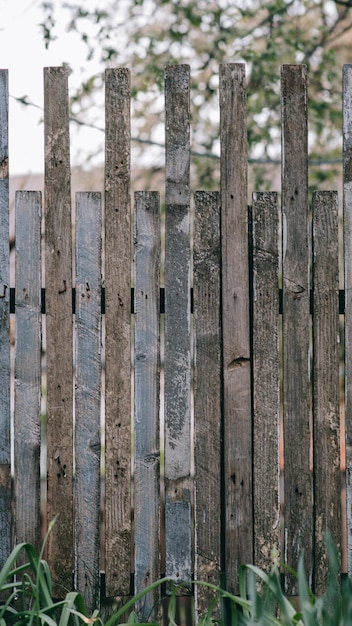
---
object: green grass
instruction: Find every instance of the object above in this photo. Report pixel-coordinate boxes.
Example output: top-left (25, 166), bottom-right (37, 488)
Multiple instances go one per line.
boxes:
top-left (1, 529), bottom-right (352, 625)
top-left (0, 518), bottom-right (94, 625)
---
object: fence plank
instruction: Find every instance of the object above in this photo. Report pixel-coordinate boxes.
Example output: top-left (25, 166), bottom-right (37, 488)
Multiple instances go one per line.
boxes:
top-left (44, 66), bottom-right (73, 593)
top-left (281, 64), bottom-right (312, 593)
top-left (164, 64), bottom-right (192, 587)
top-left (312, 190), bottom-right (340, 594)
top-left (252, 192), bottom-right (280, 572)
top-left (14, 191), bottom-right (42, 552)
top-left (0, 69), bottom-right (11, 568)
top-left (193, 191), bottom-right (221, 618)
top-left (134, 191), bottom-right (160, 620)
top-left (104, 68), bottom-right (132, 596)
top-left (75, 192), bottom-right (102, 611)
top-left (343, 64), bottom-right (352, 577)
top-left (219, 63), bottom-right (252, 592)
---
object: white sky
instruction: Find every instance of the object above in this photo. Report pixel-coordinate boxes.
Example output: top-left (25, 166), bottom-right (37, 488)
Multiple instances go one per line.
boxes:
top-left (1, 0), bottom-right (104, 175)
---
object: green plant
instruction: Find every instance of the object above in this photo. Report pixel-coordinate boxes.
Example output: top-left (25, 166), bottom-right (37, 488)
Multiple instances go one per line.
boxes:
top-left (190, 533), bottom-right (351, 625)
top-left (100, 535), bottom-right (346, 625)
top-left (2, 530), bottom-right (352, 625)
top-left (0, 517), bottom-right (96, 625)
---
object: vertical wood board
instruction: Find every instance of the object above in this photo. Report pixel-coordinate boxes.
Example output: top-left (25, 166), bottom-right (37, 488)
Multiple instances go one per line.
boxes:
top-left (252, 192), bottom-right (280, 572)
top-left (281, 64), bottom-right (312, 593)
top-left (193, 191), bottom-right (221, 618)
top-left (343, 64), bottom-right (352, 576)
top-left (219, 63), bottom-right (252, 591)
top-left (14, 191), bottom-right (42, 552)
top-left (44, 66), bottom-right (73, 592)
top-left (133, 191), bottom-right (160, 620)
top-left (164, 64), bottom-right (192, 586)
top-left (75, 192), bottom-right (102, 611)
top-left (0, 69), bottom-right (11, 567)
top-left (104, 68), bottom-right (132, 596)
top-left (312, 190), bottom-right (340, 594)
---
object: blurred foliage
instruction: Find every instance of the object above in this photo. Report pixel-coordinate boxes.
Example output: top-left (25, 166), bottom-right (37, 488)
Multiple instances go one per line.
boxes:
top-left (39, 0), bottom-right (352, 190)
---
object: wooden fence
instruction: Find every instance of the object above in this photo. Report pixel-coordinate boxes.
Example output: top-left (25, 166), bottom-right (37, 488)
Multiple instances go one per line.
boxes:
top-left (0, 62), bottom-right (350, 620)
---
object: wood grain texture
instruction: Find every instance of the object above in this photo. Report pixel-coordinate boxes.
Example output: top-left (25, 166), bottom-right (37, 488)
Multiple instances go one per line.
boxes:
top-left (164, 64), bottom-right (192, 587)
top-left (252, 192), bottom-right (280, 572)
top-left (133, 191), bottom-right (160, 620)
top-left (219, 63), bottom-right (252, 592)
top-left (75, 192), bottom-right (102, 611)
top-left (281, 64), bottom-right (312, 593)
top-left (14, 191), bottom-right (42, 553)
top-left (0, 69), bottom-right (11, 568)
top-left (312, 191), bottom-right (341, 594)
top-left (104, 68), bottom-right (132, 596)
top-left (193, 191), bottom-right (221, 618)
top-left (44, 66), bottom-right (73, 593)
top-left (343, 64), bottom-right (352, 577)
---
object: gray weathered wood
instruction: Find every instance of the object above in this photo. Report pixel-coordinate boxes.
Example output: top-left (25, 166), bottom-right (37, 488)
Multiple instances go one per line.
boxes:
top-left (193, 191), bottom-right (221, 618)
top-left (0, 69), bottom-right (11, 568)
top-left (312, 190), bottom-right (340, 594)
top-left (281, 64), bottom-right (312, 593)
top-left (75, 192), bottom-right (102, 611)
top-left (6, 60), bottom-right (350, 603)
top-left (14, 191), bottom-right (42, 553)
top-left (44, 66), bottom-right (73, 592)
top-left (252, 192), bottom-right (280, 572)
top-left (219, 63), bottom-right (252, 592)
top-left (104, 68), bottom-right (132, 596)
top-left (133, 191), bottom-right (160, 620)
top-left (343, 64), bottom-right (352, 577)
top-left (164, 64), bottom-right (192, 587)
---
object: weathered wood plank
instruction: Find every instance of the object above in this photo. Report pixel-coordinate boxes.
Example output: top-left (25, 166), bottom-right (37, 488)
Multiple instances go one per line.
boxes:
top-left (312, 190), bottom-right (340, 594)
top-left (133, 191), bottom-right (160, 620)
top-left (164, 64), bottom-right (192, 587)
top-left (343, 64), bottom-right (352, 577)
top-left (44, 66), bottom-right (73, 593)
top-left (75, 192), bottom-right (102, 611)
top-left (219, 63), bottom-right (252, 592)
top-left (252, 192), bottom-right (280, 572)
top-left (104, 68), bottom-right (132, 596)
top-left (14, 191), bottom-right (42, 553)
top-left (0, 69), bottom-right (11, 568)
top-left (193, 191), bottom-right (221, 618)
top-left (281, 64), bottom-right (312, 593)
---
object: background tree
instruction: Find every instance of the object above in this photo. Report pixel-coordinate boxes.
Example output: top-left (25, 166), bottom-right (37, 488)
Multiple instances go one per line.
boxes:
top-left (39, 0), bottom-right (352, 191)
